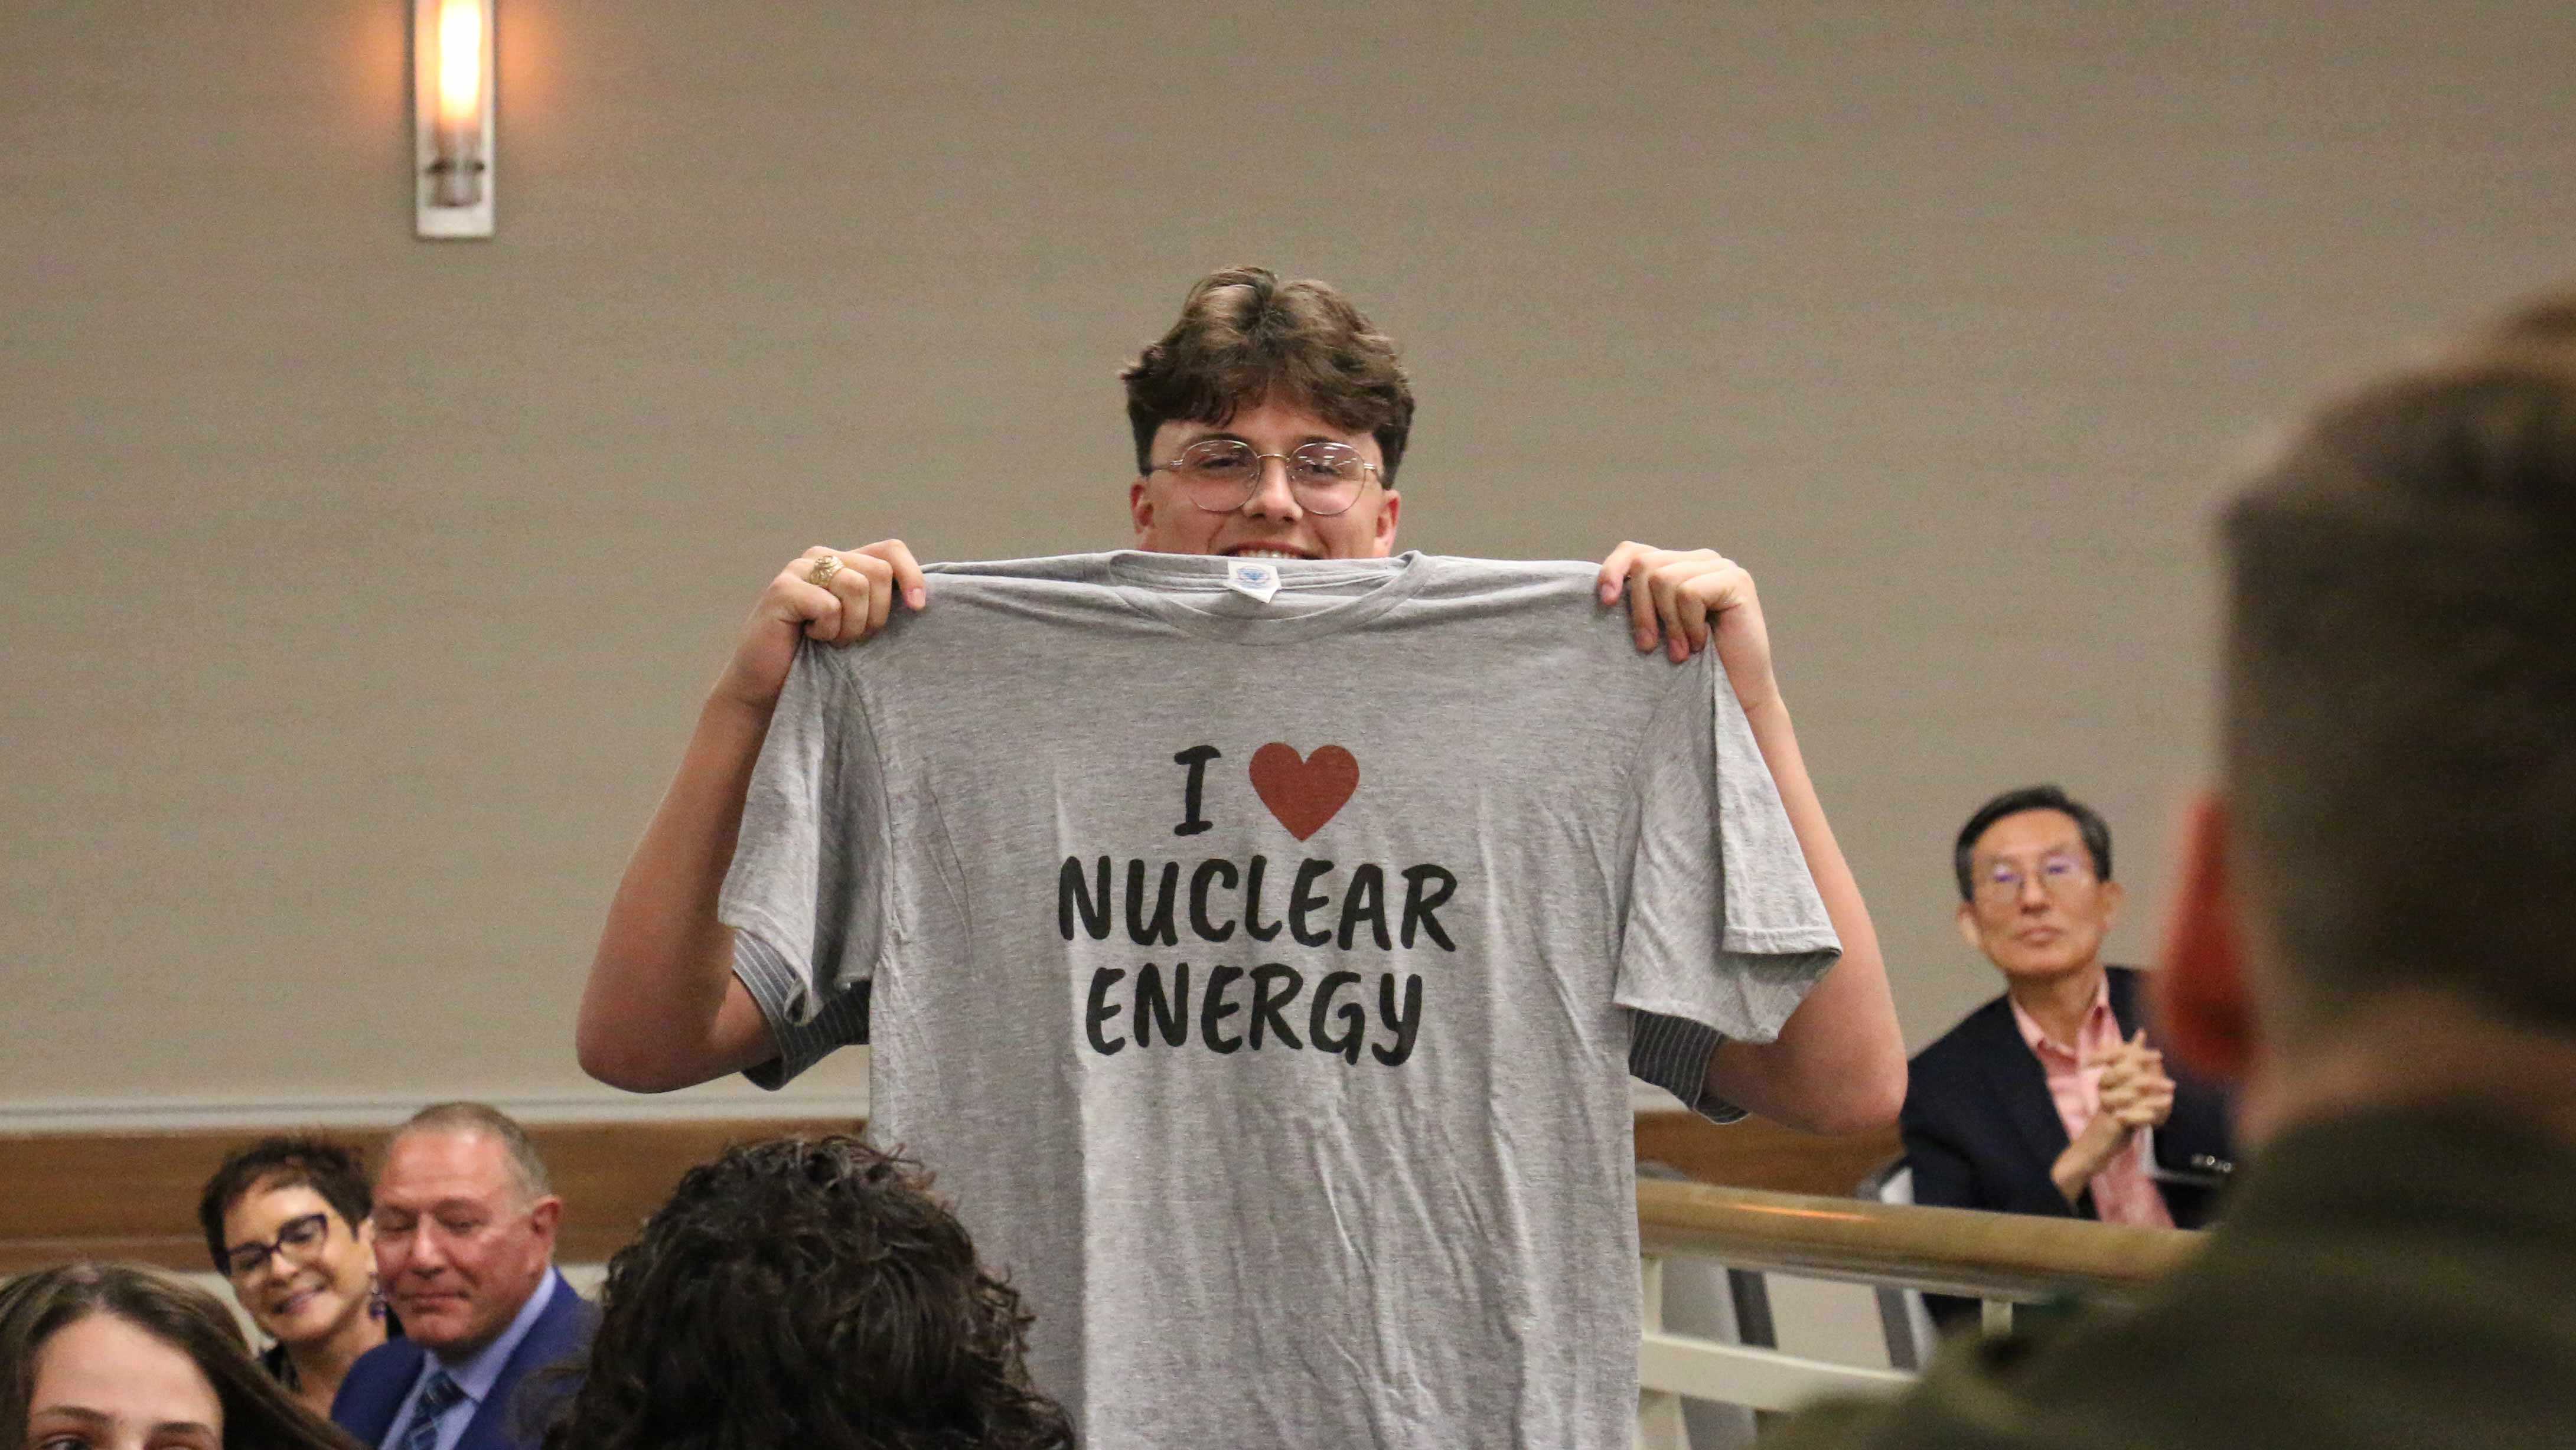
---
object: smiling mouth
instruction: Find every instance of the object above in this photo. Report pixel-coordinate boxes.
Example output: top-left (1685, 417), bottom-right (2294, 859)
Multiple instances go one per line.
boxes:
top-left (1223, 545), bottom-right (1313, 560)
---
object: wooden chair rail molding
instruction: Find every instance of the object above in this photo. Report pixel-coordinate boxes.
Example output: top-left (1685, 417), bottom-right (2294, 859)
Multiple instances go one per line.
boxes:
top-left (0, 1112), bottom-right (1896, 1277)
top-left (0, 1119), bottom-right (863, 1276)
top-left (1636, 1177), bottom-right (2204, 1303)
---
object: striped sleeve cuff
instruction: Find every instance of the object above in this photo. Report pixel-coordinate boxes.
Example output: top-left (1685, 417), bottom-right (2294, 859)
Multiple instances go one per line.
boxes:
top-left (732, 932), bottom-right (870, 1090)
top-left (1629, 1010), bottom-right (1749, 1125)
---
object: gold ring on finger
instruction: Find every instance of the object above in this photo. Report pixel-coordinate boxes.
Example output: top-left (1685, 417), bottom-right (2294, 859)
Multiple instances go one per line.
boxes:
top-left (807, 554), bottom-right (844, 587)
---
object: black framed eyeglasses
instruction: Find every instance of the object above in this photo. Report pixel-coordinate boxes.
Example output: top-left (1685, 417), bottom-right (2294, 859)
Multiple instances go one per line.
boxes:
top-left (1150, 438), bottom-right (1380, 515)
top-left (223, 1211), bottom-right (331, 1278)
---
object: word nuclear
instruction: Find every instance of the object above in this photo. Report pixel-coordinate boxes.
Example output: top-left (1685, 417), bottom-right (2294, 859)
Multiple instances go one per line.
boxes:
top-left (1058, 855), bottom-right (1459, 951)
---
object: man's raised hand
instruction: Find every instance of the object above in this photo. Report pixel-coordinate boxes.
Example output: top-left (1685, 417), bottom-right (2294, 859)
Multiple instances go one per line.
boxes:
top-left (1595, 542), bottom-right (1781, 714)
top-left (717, 540), bottom-right (927, 711)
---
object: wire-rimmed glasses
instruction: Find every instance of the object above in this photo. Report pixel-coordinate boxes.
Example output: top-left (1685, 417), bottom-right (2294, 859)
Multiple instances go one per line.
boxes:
top-left (1152, 438), bottom-right (1379, 515)
top-left (1971, 851), bottom-right (2097, 906)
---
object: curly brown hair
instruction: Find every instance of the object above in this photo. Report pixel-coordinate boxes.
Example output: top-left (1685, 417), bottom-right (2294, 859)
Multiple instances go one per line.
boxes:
top-left (1121, 265), bottom-right (1415, 483)
top-left (543, 1135), bottom-right (1072, 1450)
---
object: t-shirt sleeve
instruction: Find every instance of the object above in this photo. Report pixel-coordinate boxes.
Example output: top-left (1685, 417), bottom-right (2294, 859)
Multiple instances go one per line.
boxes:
top-left (717, 639), bottom-right (893, 1088)
top-left (1617, 647), bottom-right (1842, 1122)
top-left (732, 934), bottom-right (871, 1090)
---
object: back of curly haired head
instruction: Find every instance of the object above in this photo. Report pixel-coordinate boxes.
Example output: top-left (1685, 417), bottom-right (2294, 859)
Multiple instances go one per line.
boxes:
top-left (1121, 265), bottom-right (1415, 483)
top-left (543, 1136), bottom-right (1071, 1450)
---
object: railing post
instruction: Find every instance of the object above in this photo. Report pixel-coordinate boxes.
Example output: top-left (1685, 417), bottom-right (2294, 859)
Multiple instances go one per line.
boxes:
top-left (1635, 1254), bottom-right (1690, 1450)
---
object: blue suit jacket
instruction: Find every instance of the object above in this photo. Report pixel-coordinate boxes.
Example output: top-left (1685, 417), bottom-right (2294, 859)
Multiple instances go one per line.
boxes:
top-left (332, 1270), bottom-right (598, 1450)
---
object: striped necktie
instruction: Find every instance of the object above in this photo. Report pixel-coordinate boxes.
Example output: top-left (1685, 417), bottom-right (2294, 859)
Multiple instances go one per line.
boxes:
top-left (398, 1368), bottom-right (465, 1450)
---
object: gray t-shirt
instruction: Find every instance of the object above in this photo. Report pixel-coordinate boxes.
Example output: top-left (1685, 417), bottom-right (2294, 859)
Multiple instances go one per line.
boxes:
top-left (719, 551), bottom-right (1840, 1449)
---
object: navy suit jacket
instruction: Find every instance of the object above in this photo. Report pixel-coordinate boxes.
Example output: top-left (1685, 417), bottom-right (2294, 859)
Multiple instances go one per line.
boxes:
top-left (1903, 966), bottom-right (2235, 1226)
top-left (1903, 968), bottom-right (2235, 1325)
top-left (332, 1270), bottom-right (598, 1450)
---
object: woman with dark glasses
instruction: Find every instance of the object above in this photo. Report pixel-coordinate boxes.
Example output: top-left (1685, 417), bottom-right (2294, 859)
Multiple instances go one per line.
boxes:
top-left (195, 1138), bottom-right (398, 1418)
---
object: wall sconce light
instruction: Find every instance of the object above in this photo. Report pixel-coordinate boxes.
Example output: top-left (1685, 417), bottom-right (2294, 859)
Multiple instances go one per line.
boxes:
top-left (413, 0), bottom-right (495, 238)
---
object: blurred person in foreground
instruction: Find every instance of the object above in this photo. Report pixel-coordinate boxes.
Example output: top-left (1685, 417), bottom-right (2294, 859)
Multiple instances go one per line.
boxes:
top-left (1900, 787), bottom-right (2233, 1324)
top-left (543, 1135), bottom-right (1072, 1450)
top-left (1, 1260), bottom-right (361, 1450)
top-left (199, 1137), bottom-right (400, 1416)
top-left (1766, 295), bottom-right (2576, 1448)
top-left (334, 1105), bottom-right (595, 1450)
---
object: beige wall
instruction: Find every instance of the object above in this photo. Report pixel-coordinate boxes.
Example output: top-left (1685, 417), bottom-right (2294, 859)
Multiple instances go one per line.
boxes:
top-left (6, 1), bottom-right (2574, 1121)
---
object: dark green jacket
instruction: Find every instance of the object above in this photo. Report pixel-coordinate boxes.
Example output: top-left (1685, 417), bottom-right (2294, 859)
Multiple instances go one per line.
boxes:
top-left (1765, 1107), bottom-right (2576, 1450)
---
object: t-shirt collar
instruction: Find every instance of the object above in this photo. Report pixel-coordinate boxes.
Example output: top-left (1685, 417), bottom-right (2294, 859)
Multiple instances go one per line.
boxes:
top-left (1103, 550), bottom-right (1433, 642)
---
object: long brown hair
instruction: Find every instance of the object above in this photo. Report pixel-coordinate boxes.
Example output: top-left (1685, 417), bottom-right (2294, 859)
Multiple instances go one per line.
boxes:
top-left (0, 1261), bottom-right (366, 1450)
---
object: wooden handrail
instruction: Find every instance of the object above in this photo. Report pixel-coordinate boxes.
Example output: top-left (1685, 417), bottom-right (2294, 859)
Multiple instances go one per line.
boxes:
top-left (1636, 1177), bottom-right (2203, 1303)
top-left (5, 1119), bottom-right (2190, 1307)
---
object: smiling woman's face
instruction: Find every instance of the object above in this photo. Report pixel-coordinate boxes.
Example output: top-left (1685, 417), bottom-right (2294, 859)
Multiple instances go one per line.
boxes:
top-left (24, 1312), bottom-right (223, 1450)
top-left (219, 1181), bottom-right (376, 1349)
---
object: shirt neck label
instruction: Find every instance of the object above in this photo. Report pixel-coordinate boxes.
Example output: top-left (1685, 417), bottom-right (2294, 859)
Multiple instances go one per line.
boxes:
top-left (1225, 558), bottom-right (1282, 603)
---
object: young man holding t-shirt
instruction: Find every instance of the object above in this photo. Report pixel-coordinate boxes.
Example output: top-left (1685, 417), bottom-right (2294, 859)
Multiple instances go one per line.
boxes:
top-left (579, 266), bottom-right (1902, 1446)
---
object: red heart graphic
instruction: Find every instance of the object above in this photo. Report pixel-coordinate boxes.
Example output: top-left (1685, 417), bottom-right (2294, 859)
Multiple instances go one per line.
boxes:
top-left (1248, 743), bottom-right (1359, 841)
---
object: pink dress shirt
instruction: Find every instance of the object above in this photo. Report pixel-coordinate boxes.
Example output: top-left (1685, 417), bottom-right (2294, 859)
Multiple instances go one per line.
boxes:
top-left (2009, 978), bottom-right (2176, 1229)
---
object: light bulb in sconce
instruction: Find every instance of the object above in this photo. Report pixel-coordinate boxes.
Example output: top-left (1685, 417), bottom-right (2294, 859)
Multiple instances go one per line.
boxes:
top-left (432, 0), bottom-right (484, 203)
top-left (415, 0), bottom-right (494, 237)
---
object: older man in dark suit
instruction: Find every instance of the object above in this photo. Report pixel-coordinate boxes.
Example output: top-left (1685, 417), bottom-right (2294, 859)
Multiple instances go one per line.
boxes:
top-left (1898, 788), bottom-right (2233, 1322)
top-left (332, 1104), bottom-right (596, 1450)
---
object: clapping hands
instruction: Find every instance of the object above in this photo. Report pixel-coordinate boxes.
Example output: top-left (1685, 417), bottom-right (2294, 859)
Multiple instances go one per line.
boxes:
top-left (2051, 1029), bottom-right (2178, 1203)
top-left (2091, 1029), bottom-right (2177, 1132)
